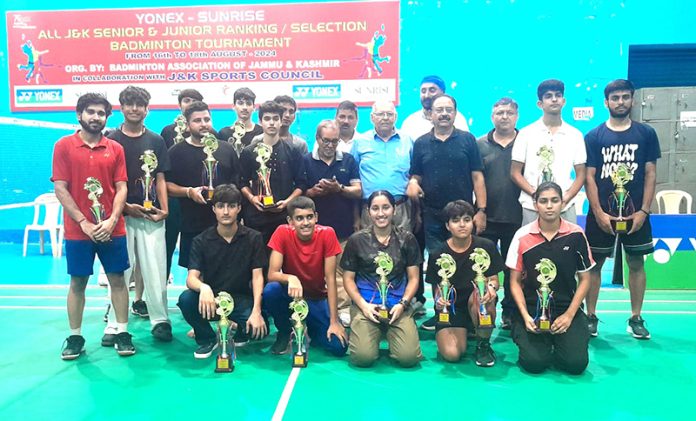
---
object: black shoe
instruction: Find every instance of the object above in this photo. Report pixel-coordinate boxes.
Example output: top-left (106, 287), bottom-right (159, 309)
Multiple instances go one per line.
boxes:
top-left (131, 300), bottom-right (149, 318)
top-left (101, 333), bottom-right (116, 347)
top-left (194, 341), bottom-right (219, 359)
top-left (420, 315), bottom-right (437, 331)
top-left (271, 331), bottom-right (292, 355)
top-left (627, 315), bottom-right (651, 339)
top-left (475, 339), bottom-right (496, 367)
top-left (152, 322), bottom-right (173, 342)
top-left (233, 328), bottom-right (249, 347)
top-left (114, 332), bottom-right (136, 356)
top-left (588, 314), bottom-right (599, 337)
top-left (61, 335), bottom-right (85, 360)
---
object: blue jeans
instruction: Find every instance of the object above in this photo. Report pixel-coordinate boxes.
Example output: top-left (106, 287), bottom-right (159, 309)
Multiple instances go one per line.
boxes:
top-left (177, 289), bottom-right (252, 345)
top-left (263, 282), bottom-right (347, 357)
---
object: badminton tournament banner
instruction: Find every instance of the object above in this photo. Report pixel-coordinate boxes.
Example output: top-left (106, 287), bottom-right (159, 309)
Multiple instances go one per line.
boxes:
top-left (6, 0), bottom-right (399, 111)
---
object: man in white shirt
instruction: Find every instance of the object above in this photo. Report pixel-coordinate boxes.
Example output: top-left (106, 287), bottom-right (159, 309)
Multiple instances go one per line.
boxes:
top-left (335, 100), bottom-right (360, 154)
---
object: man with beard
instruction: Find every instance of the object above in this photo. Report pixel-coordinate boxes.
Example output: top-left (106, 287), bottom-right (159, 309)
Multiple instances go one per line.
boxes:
top-left (400, 75), bottom-right (469, 140)
top-left (584, 79), bottom-right (660, 340)
top-left (160, 89), bottom-right (220, 148)
top-left (166, 101), bottom-right (239, 269)
top-left (335, 100), bottom-right (360, 154)
top-left (103, 86), bottom-right (172, 344)
top-left (407, 94), bottom-right (487, 331)
top-left (218, 87), bottom-right (263, 153)
top-left (53, 93), bottom-right (135, 359)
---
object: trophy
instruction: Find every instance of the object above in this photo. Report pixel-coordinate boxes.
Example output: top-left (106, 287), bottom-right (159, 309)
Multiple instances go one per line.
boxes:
top-left (435, 253), bottom-right (457, 325)
top-left (289, 298), bottom-right (309, 368)
top-left (214, 292), bottom-right (235, 373)
top-left (470, 248), bottom-right (493, 328)
top-left (230, 121), bottom-right (246, 157)
top-left (201, 133), bottom-right (219, 201)
top-left (173, 114), bottom-right (187, 144)
top-left (254, 142), bottom-right (275, 208)
top-left (609, 163), bottom-right (635, 234)
top-left (139, 150), bottom-right (158, 211)
top-left (374, 251), bottom-right (393, 322)
top-left (84, 177), bottom-right (104, 224)
top-left (537, 145), bottom-right (555, 184)
top-left (534, 258), bottom-right (557, 332)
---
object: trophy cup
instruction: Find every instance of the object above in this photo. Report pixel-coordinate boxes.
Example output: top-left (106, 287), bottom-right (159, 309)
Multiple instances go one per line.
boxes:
top-left (534, 258), bottom-right (557, 332)
top-left (435, 253), bottom-right (457, 325)
top-left (373, 251), bottom-right (393, 323)
top-left (201, 133), bottom-right (219, 201)
top-left (537, 145), bottom-right (555, 184)
top-left (254, 142), bottom-right (275, 208)
top-left (139, 150), bottom-right (158, 211)
top-left (470, 248), bottom-right (493, 328)
top-left (214, 291), bottom-right (235, 373)
top-left (289, 298), bottom-right (310, 368)
top-left (230, 121), bottom-right (246, 157)
top-left (173, 114), bottom-right (187, 144)
top-left (84, 177), bottom-right (104, 224)
top-left (609, 163), bottom-right (635, 234)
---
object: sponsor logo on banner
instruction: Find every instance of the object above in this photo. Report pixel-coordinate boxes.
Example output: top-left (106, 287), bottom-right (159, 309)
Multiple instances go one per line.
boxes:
top-left (572, 106), bottom-right (594, 121)
top-left (16, 89), bottom-right (63, 104)
top-left (293, 84), bottom-right (341, 100)
top-left (12, 15), bottom-right (36, 29)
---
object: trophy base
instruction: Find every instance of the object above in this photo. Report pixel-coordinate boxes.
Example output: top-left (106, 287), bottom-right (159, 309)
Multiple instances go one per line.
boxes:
top-left (261, 195), bottom-right (276, 209)
top-left (378, 308), bottom-right (390, 322)
top-left (143, 200), bottom-right (153, 211)
top-left (206, 188), bottom-right (214, 201)
top-left (215, 355), bottom-right (234, 373)
top-left (478, 314), bottom-right (493, 329)
top-left (438, 312), bottom-right (450, 324)
top-left (537, 319), bottom-right (551, 332)
top-left (292, 353), bottom-right (308, 368)
top-left (613, 219), bottom-right (629, 234)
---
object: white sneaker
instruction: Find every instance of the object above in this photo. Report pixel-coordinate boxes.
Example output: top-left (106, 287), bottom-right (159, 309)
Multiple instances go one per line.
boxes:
top-left (339, 312), bottom-right (351, 327)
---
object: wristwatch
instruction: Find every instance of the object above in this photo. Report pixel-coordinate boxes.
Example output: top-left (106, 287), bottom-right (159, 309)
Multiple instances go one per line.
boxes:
top-left (477, 207), bottom-right (487, 214)
top-left (398, 298), bottom-right (411, 309)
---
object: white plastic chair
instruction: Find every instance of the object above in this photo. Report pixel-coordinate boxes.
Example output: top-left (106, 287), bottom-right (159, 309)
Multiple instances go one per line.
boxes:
top-left (23, 193), bottom-right (64, 258)
top-left (574, 191), bottom-right (588, 215)
top-left (656, 190), bottom-right (693, 214)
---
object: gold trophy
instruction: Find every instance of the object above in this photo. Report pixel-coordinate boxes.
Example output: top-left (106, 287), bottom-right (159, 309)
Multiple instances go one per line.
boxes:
top-left (214, 292), bottom-right (235, 373)
top-left (254, 142), bottom-right (275, 208)
top-left (84, 177), bottom-right (104, 224)
top-left (139, 150), bottom-right (158, 211)
top-left (289, 298), bottom-right (310, 368)
top-left (534, 258), bottom-right (557, 332)
top-left (609, 163), bottom-right (635, 234)
top-left (435, 253), bottom-right (457, 325)
top-left (537, 145), bottom-right (555, 184)
top-left (201, 133), bottom-right (219, 201)
top-left (173, 114), bottom-right (187, 144)
top-left (470, 248), bottom-right (493, 328)
top-left (230, 121), bottom-right (246, 157)
top-left (374, 251), bottom-right (393, 322)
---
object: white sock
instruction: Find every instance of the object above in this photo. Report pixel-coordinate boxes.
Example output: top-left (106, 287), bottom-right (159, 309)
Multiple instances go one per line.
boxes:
top-left (70, 327), bottom-right (81, 336)
top-left (116, 323), bottom-right (128, 333)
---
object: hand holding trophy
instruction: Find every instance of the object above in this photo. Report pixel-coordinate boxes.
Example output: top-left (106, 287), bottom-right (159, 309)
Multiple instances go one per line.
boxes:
top-left (173, 114), bottom-right (187, 144)
top-left (534, 258), bottom-right (557, 332)
top-left (139, 150), bottom-right (158, 211)
top-left (374, 251), bottom-right (394, 323)
top-left (214, 292), bottom-right (235, 373)
top-left (289, 298), bottom-right (310, 368)
top-left (609, 163), bottom-right (635, 234)
top-left (84, 177), bottom-right (105, 225)
top-left (435, 253), bottom-right (457, 325)
top-left (537, 145), bottom-right (555, 185)
top-left (254, 142), bottom-right (275, 208)
top-left (231, 121), bottom-right (246, 157)
top-left (470, 247), bottom-right (493, 328)
top-left (201, 133), bottom-right (219, 201)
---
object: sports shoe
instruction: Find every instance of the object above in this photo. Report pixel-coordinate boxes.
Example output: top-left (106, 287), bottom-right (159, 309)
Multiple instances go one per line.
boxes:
top-left (411, 298), bottom-right (426, 318)
top-left (114, 332), bottom-right (136, 356)
top-left (61, 335), bottom-right (85, 360)
top-left (587, 314), bottom-right (599, 337)
top-left (131, 300), bottom-right (149, 318)
top-left (627, 315), bottom-right (651, 339)
top-left (152, 322), bottom-right (173, 342)
top-left (270, 331), bottom-right (292, 355)
top-left (233, 328), bottom-right (249, 347)
top-left (475, 339), bottom-right (496, 367)
top-left (101, 333), bottom-right (116, 347)
top-left (338, 312), bottom-right (351, 327)
top-left (420, 315), bottom-right (437, 331)
top-left (194, 341), bottom-right (219, 359)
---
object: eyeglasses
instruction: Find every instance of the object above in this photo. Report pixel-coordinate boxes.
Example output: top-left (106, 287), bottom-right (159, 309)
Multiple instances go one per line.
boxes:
top-left (373, 111), bottom-right (395, 119)
top-left (320, 138), bottom-right (340, 145)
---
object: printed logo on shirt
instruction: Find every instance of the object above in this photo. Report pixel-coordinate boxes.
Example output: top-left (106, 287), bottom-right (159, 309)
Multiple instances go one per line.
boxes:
top-left (600, 144), bottom-right (639, 179)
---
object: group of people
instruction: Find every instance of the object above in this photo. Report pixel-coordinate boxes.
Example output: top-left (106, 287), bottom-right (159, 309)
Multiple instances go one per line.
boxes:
top-left (53, 75), bottom-right (659, 376)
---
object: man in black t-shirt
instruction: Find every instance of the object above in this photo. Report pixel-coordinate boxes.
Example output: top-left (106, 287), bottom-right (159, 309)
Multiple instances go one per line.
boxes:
top-left (166, 101), bottom-right (239, 268)
top-left (425, 200), bottom-right (503, 367)
top-left (218, 87), bottom-right (264, 155)
top-left (104, 86), bottom-right (172, 343)
top-left (177, 185), bottom-right (268, 358)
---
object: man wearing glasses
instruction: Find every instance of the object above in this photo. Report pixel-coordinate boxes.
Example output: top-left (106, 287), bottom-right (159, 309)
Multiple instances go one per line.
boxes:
top-left (407, 94), bottom-right (487, 331)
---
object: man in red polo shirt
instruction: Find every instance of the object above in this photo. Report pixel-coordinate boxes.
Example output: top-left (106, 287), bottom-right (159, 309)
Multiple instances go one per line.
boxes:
top-left (52, 93), bottom-right (135, 360)
top-left (264, 196), bottom-right (348, 356)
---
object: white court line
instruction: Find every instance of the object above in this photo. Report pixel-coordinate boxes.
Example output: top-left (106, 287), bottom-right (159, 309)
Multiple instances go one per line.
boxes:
top-left (0, 305), bottom-right (181, 311)
top-left (272, 367), bottom-right (301, 421)
top-left (0, 285), bottom-right (187, 290)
